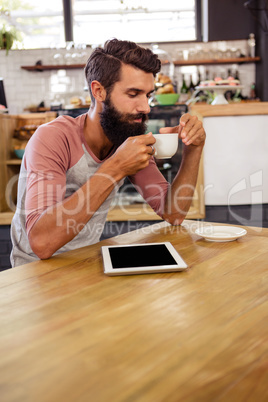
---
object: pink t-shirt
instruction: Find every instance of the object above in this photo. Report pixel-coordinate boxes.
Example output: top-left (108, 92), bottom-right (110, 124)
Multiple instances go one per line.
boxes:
top-left (10, 113), bottom-right (169, 266)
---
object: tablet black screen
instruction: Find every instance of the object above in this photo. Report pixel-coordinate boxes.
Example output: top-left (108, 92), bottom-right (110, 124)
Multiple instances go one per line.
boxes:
top-left (109, 244), bottom-right (177, 269)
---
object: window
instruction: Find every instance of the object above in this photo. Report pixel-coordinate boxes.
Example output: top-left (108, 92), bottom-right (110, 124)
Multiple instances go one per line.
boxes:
top-left (1, 0), bottom-right (64, 49)
top-left (1, 0), bottom-right (197, 49)
top-left (73, 0), bottom-right (197, 44)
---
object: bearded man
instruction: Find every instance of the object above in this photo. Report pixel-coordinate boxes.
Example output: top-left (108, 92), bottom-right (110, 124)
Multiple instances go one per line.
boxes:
top-left (10, 38), bottom-right (205, 267)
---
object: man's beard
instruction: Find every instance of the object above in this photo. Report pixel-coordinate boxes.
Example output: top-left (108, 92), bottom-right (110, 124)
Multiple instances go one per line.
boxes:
top-left (99, 97), bottom-right (148, 147)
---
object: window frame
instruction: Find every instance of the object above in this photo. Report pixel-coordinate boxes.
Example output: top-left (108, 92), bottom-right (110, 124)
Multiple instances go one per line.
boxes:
top-left (63, 0), bottom-right (202, 45)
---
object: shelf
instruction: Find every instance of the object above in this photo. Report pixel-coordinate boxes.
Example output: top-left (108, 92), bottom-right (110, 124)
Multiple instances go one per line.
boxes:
top-left (0, 211), bottom-right (14, 225)
top-left (6, 159), bottom-right (22, 165)
top-left (0, 112), bottom-right (58, 215)
top-left (21, 57), bottom-right (260, 71)
top-left (21, 64), bottom-right (85, 71)
top-left (173, 56), bottom-right (260, 66)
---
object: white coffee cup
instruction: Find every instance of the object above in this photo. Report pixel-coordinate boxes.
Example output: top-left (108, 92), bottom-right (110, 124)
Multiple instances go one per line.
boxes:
top-left (153, 133), bottom-right (178, 159)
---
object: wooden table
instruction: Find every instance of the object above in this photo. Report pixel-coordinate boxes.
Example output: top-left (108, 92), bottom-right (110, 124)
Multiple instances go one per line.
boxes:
top-left (1, 220), bottom-right (268, 401)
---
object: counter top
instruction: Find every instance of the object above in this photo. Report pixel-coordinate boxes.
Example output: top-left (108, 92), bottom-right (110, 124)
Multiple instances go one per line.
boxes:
top-left (190, 101), bottom-right (268, 117)
top-left (0, 207), bottom-right (160, 225)
top-left (1, 220), bottom-right (268, 401)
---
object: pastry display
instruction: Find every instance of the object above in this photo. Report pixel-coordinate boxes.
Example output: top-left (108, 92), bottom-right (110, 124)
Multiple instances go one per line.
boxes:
top-left (155, 73), bottom-right (176, 94)
top-left (68, 95), bottom-right (91, 108)
top-left (70, 96), bottom-right (83, 106)
top-left (85, 95), bottom-right (91, 105)
top-left (199, 76), bottom-right (240, 87)
top-left (14, 125), bottom-right (38, 141)
top-left (14, 142), bottom-right (27, 150)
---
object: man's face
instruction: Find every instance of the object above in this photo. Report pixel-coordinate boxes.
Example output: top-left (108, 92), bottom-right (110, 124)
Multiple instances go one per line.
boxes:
top-left (99, 96), bottom-right (149, 147)
top-left (100, 64), bottom-right (155, 147)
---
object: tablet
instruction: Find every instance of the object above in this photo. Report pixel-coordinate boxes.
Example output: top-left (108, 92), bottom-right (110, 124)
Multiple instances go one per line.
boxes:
top-left (101, 242), bottom-right (187, 276)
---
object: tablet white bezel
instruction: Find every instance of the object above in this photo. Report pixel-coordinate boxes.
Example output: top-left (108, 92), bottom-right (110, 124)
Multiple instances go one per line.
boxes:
top-left (101, 242), bottom-right (187, 276)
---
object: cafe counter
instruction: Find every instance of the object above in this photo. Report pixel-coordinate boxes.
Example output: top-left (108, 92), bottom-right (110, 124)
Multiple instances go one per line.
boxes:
top-left (190, 102), bottom-right (268, 206)
top-left (189, 101), bottom-right (268, 118)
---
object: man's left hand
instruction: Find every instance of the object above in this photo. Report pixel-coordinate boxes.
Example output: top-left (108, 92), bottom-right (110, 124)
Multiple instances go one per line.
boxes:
top-left (159, 113), bottom-right (206, 147)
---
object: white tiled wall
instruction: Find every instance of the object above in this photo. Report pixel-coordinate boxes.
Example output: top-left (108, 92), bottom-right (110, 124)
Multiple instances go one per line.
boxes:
top-left (0, 40), bottom-right (256, 114)
top-left (0, 48), bottom-right (89, 113)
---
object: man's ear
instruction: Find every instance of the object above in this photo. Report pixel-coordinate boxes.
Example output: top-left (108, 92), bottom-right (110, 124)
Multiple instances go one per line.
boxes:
top-left (91, 80), bottom-right (107, 102)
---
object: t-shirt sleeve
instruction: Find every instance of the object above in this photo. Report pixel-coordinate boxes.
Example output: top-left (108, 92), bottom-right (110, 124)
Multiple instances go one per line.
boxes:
top-left (129, 157), bottom-right (169, 217)
top-left (24, 123), bottom-right (71, 234)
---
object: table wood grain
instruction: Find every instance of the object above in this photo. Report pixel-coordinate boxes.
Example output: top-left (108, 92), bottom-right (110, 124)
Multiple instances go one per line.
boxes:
top-left (1, 220), bottom-right (268, 402)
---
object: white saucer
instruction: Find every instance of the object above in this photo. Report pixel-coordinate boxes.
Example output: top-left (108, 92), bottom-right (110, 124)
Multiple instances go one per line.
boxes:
top-left (195, 225), bottom-right (247, 242)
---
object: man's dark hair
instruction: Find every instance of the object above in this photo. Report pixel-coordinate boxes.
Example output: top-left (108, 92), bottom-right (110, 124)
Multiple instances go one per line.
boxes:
top-left (85, 38), bottom-right (161, 105)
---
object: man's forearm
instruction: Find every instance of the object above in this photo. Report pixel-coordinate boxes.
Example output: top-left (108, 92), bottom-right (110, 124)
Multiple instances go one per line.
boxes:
top-left (162, 145), bottom-right (203, 225)
top-left (28, 161), bottom-right (124, 259)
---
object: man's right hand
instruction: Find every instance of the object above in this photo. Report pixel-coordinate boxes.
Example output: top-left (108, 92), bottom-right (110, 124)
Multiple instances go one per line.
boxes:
top-left (110, 132), bottom-right (156, 177)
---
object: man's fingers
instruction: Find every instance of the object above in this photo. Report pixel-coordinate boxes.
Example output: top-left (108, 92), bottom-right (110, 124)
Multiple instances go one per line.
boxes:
top-left (126, 133), bottom-right (156, 146)
top-left (184, 127), bottom-right (205, 146)
top-left (157, 113), bottom-right (205, 147)
top-left (179, 113), bottom-right (192, 126)
top-left (159, 126), bottom-right (179, 134)
top-left (181, 116), bottom-right (202, 141)
top-left (144, 132), bottom-right (156, 144)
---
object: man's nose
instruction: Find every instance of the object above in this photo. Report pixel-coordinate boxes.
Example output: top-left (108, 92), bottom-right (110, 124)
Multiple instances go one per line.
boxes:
top-left (137, 96), bottom-right (151, 115)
